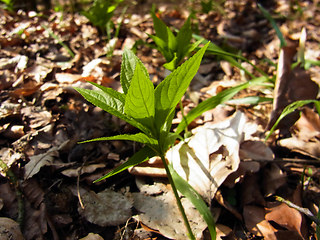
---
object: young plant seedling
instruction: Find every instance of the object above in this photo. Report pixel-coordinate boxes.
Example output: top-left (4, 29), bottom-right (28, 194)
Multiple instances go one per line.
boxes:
top-left (149, 7), bottom-right (203, 71)
top-left (74, 42), bottom-right (217, 239)
top-left (82, 0), bottom-right (123, 39)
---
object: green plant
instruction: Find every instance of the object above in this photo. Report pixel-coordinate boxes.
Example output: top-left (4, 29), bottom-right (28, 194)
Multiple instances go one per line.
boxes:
top-left (0, 0), bottom-right (14, 11)
top-left (82, 0), bottom-right (123, 39)
top-left (200, 0), bottom-right (225, 15)
top-left (265, 100), bottom-right (320, 140)
top-left (75, 43), bottom-right (217, 239)
top-left (42, 24), bottom-right (75, 59)
top-left (149, 7), bottom-right (203, 71)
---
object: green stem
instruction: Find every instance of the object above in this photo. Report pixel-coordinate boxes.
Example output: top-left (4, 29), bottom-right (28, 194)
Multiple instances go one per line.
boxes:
top-left (159, 154), bottom-right (195, 240)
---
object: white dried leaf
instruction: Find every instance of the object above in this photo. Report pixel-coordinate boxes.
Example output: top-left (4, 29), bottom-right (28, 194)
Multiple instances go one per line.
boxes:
top-left (132, 189), bottom-right (207, 240)
top-left (166, 111), bottom-right (246, 202)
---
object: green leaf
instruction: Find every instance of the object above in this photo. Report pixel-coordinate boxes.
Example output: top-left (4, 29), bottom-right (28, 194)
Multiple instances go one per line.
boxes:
top-left (74, 85), bottom-right (125, 115)
top-left (151, 9), bottom-right (168, 42)
top-left (167, 27), bottom-right (177, 53)
top-left (226, 96), bottom-right (272, 105)
top-left (79, 133), bottom-right (158, 148)
top-left (163, 54), bottom-right (178, 71)
top-left (120, 48), bottom-right (139, 94)
top-left (265, 100), bottom-right (320, 140)
top-left (94, 146), bottom-right (156, 182)
top-left (176, 16), bottom-right (192, 60)
top-left (148, 34), bottom-right (174, 62)
top-left (124, 61), bottom-right (155, 133)
top-left (176, 77), bottom-right (269, 134)
top-left (258, 4), bottom-right (286, 48)
top-left (193, 34), bottom-right (268, 78)
top-left (154, 42), bottom-right (209, 131)
top-left (74, 84), bottom-right (150, 134)
top-left (168, 164), bottom-right (216, 240)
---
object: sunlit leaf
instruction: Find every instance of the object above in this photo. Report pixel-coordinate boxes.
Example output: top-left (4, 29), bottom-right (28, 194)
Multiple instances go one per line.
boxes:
top-left (176, 77), bottom-right (268, 134)
top-left (124, 61), bottom-right (155, 133)
top-left (154, 42), bottom-right (209, 131)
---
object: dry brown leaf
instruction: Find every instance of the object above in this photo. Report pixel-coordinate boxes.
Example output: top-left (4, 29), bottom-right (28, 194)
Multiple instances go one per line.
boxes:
top-left (263, 163), bottom-right (287, 197)
top-left (239, 140), bottom-right (274, 160)
top-left (243, 205), bottom-right (277, 240)
top-left (296, 108), bottom-right (320, 139)
top-left (265, 185), bottom-right (307, 240)
top-left (0, 217), bottom-right (24, 240)
top-left (278, 108), bottom-right (320, 158)
top-left (22, 179), bottom-right (50, 240)
top-left (0, 183), bottom-right (18, 218)
top-left (24, 147), bottom-right (59, 179)
top-left (279, 136), bottom-right (320, 158)
top-left (166, 111), bottom-right (246, 202)
top-left (61, 163), bottom-right (106, 177)
top-left (11, 81), bottom-right (41, 97)
top-left (215, 224), bottom-right (232, 239)
top-left (241, 174), bottom-right (266, 206)
top-left (128, 156), bottom-right (166, 177)
top-left (21, 106), bottom-right (52, 129)
top-left (223, 161), bottom-right (260, 188)
top-left (79, 233), bottom-right (104, 240)
top-left (267, 42), bottom-right (319, 134)
top-left (265, 202), bottom-right (304, 238)
top-left (78, 189), bottom-right (132, 227)
top-left (55, 72), bottom-right (84, 84)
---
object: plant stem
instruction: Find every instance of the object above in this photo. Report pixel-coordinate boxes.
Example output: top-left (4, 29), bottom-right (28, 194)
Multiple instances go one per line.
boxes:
top-left (159, 154), bottom-right (195, 240)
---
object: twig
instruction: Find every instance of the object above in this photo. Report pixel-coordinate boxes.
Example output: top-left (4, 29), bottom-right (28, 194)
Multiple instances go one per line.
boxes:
top-left (276, 196), bottom-right (320, 226)
top-left (243, 157), bottom-right (320, 165)
top-left (77, 164), bottom-right (85, 209)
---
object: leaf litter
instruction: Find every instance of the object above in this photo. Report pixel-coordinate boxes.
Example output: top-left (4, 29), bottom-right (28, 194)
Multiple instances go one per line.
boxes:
top-left (0, 0), bottom-right (320, 239)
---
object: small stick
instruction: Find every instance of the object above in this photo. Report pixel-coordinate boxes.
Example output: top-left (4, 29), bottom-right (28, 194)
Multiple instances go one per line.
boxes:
top-left (276, 196), bottom-right (320, 226)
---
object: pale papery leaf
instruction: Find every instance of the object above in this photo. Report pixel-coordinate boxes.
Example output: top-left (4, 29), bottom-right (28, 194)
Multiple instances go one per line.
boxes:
top-left (166, 111), bottom-right (246, 202)
top-left (132, 183), bottom-right (207, 240)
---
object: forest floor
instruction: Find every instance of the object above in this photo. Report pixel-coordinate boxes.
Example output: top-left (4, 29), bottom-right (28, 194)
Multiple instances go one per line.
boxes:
top-left (1, 0), bottom-right (320, 239)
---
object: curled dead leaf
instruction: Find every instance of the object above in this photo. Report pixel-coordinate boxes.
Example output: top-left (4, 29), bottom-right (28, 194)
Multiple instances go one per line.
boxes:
top-left (167, 111), bottom-right (246, 202)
